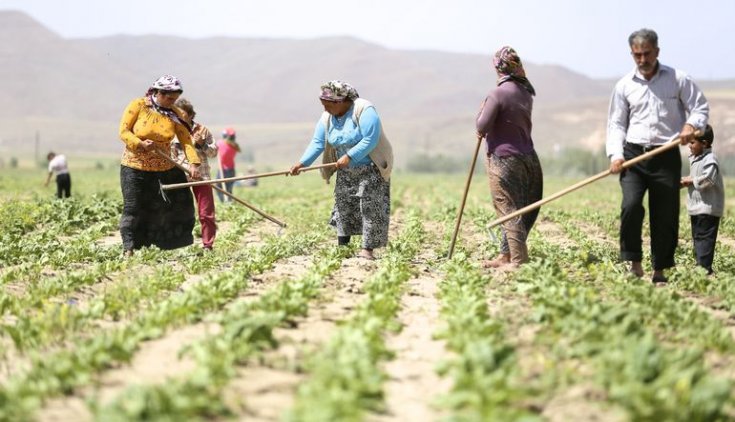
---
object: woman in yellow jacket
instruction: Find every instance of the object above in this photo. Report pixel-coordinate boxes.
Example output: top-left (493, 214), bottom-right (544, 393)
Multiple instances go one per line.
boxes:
top-left (118, 75), bottom-right (201, 256)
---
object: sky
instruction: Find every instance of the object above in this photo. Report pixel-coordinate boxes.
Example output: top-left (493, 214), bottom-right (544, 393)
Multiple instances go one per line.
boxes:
top-left (2, 0), bottom-right (734, 80)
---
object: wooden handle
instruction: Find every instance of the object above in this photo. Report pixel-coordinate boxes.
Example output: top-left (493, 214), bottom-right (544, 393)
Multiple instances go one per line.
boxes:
top-left (447, 135), bottom-right (484, 259)
top-left (486, 135), bottom-right (691, 229)
top-left (161, 162), bottom-right (338, 190)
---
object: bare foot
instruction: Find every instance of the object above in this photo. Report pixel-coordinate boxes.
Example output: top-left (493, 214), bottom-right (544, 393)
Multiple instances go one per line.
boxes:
top-left (482, 253), bottom-right (511, 268)
top-left (357, 249), bottom-right (375, 260)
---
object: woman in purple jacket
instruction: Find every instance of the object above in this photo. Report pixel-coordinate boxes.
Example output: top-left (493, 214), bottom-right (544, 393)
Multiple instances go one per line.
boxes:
top-left (476, 46), bottom-right (543, 268)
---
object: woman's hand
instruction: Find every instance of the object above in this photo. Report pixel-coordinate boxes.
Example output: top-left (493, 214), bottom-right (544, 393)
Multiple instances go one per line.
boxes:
top-left (189, 164), bottom-right (201, 180)
top-left (140, 140), bottom-right (155, 151)
top-left (336, 155), bottom-right (351, 169)
top-left (289, 162), bottom-right (304, 176)
top-left (680, 176), bottom-right (693, 188)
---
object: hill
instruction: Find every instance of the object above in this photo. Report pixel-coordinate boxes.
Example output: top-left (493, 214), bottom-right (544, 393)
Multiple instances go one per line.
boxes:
top-left (0, 10), bottom-right (733, 168)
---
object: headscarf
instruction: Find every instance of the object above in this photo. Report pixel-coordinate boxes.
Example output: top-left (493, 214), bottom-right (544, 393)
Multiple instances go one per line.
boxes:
top-left (493, 46), bottom-right (535, 96)
top-left (144, 75), bottom-right (191, 133)
top-left (319, 80), bottom-right (359, 102)
top-left (150, 74), bottom-right (183, 93)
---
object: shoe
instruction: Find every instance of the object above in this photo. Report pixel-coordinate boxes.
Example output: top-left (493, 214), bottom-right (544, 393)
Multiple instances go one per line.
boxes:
top-left (357, 249), bottom-right (375, 260)
top-left (629, 262), bottom-right (644, 278)
top-left (651, 274), bottom-right (668, 286)
top-left (123, 250), bottom-right (134, 258)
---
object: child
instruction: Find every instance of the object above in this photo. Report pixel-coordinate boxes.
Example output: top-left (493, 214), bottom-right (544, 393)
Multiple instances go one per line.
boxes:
top-left (681, 125), bottom-right (724, 275)
top-left (171, 98), bottom-right (218, 250)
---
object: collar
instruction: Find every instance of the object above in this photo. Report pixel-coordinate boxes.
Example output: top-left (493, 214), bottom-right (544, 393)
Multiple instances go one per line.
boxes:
top-left (632, 61), bottom-right (666, 82)
top-left (690, 147), bottom-right (713, 160)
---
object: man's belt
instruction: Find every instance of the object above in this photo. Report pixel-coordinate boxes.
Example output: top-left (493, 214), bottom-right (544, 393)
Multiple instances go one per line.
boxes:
top-left (625, 143), bottom-right (662, 153)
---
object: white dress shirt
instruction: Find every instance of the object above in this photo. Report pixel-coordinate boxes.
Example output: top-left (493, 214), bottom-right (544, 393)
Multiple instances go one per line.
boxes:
top-left (606, 63), bottom-right (709, 161)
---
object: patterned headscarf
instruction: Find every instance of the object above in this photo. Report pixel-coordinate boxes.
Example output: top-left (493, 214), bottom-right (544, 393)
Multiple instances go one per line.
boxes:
top-left (144, 75), bottom-right (191, 133)
top-left (319, 80), bottom-right (359, 102)
top-left (150, 74), bottom-right (183, 92)
top-left (493, 46), bottom-right (535, 96)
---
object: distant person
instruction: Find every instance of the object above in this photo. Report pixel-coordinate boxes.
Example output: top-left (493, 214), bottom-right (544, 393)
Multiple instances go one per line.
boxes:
top-left (242, 166), bottom-right (258, 187)
top-left (216, 127), bottom-right (240, 202)
top-left (289, 80), bottom-right (393, 260)
top-left (680, 125), bottom-right (723, 275)
top-left (607, 28), bottom-right (709, 284)
top-left (476, 46), bottom-right (543, 269)
top-left (171, 97), bottom-right (218, 251)
top-left (44, 151), bottom-right (71, 198)
top-left (118, 74), bottom-right (201, 256)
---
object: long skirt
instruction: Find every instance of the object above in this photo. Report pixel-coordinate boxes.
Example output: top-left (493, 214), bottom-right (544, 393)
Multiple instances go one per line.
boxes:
top-left (330, 165), bottom-right (390, 249)
top-left (485, 151), bottom-right (543, 264)
top-left (119, 165), bottom-right (195, 251)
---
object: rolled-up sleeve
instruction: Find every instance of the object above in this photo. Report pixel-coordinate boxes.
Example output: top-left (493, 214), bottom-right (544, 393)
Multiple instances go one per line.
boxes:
top-left (606, 82), bottom-right (629, 161)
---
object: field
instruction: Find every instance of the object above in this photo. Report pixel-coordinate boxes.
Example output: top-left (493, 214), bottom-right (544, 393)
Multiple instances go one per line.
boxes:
top-left (2, 165), bottom-right (735, 421)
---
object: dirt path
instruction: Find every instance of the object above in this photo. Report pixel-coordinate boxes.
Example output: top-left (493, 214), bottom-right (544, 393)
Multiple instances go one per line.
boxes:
top-left (369, 269), bottom-right (450, 421)
top-left (226, 256), bottom-right (379, 421)
top-left (226, 208), bottom-right (413, 420)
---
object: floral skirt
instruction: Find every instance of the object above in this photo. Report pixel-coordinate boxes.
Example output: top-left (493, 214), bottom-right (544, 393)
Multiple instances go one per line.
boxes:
top-left (330, 165), bottom-right (390, 249)
top-left (119, 165), bottom-right (195, 251)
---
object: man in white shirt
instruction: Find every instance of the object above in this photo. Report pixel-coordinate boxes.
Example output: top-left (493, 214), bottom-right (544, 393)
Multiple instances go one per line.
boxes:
top-left (606, 28), bottom-right (709, 284)
top-left (45, 152), bottom-right (71, 198)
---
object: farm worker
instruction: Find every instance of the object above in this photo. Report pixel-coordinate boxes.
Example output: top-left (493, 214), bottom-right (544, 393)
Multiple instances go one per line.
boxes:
top-left (680, 125), bottom-right (723, 276)
top-left (216, 127), bottom-right (240, 203)
top-left (476, 46), bottom-right (543, 269)
top-left (289, 80), bottom-right (393, 260)
top-left (118, 74), bottom-right (201, 257)
top-left (170, 97), bottom-right (218, 251)
top-left (607, 28), bottom-right (709, 284)
top-left (44, 151), bottom-right (71, 199)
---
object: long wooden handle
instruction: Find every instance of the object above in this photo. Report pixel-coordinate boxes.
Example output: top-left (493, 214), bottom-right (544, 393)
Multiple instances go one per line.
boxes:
top-left (447, 135), bottom-right (484, 259)
top-left (487, 137), bottom-right (686, 229)
top-left (154, 149), bottom-right (287, 228)
top-left (160, 162), bottom-right (338, 190)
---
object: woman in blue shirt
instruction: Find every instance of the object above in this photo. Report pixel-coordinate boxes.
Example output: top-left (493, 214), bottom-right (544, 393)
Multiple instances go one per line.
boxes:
top-left (290, 80), bottom-right (392, 260)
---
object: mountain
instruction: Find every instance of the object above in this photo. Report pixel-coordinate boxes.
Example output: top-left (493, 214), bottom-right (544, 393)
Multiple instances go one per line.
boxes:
top-left (1, 10), bottom-right (733, 168)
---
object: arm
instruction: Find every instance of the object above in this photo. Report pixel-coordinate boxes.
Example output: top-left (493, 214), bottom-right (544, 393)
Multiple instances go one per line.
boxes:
top-left (678, 74), bottom-right (709, 144)
top-left (174, 124), bottom-right (201, 179)
top-left (44, 170), bottom-right (53, 186)
top-left (346, 106), bottom-right (381, 162)
top-left (199, 127), bottom-right (218, 158)
top-left (476, 92), bottom-right (499, 137)
top-left (606, 83), bottom-right (629, 172)
top-left (119, 99), bottom-right (145, 150)
top-left (174, 124), bottom-right (201, 166)
top-left (692, 160), bottom-right (720, 190)
top-left (298, 120), bottom-right (326, 167)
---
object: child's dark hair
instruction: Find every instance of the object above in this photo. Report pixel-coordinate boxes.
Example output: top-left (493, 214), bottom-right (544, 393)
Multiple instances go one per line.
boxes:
top-left (697, 125), bottom-right (714, 145)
